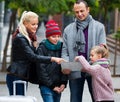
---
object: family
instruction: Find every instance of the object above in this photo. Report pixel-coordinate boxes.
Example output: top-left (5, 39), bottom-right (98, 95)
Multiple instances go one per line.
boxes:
top-left (6, 0), bottom-right (114, 102)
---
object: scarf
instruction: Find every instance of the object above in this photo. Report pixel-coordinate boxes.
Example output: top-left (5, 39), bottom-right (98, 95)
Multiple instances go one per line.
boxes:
top-left (12, 28), bottom-right (19, 39)
top-left (29, 33), bottom-right (37, 42)
top-left (42, 39), bottom-right (62, 51)
top-left (74, 15), bottom-right (92, 53)
top-left (93, 58), bottom-right (110, 68)
top-left (12, 28), bottom-right (37, 42)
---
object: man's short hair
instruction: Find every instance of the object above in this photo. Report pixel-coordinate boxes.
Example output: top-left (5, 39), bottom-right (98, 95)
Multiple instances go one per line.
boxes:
top-left (75, 0), bottom-right (88, 7)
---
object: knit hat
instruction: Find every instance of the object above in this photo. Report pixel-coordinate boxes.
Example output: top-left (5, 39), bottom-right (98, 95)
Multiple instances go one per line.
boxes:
top-left (45, 20), bottom-right (61, 37)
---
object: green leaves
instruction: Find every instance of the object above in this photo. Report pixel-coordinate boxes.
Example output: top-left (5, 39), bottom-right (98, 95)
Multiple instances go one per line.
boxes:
top-left (2, 0), bottom-right (120, 17)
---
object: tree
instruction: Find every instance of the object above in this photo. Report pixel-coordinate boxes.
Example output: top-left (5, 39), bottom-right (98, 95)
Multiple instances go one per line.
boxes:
top-left (0, 0), bottom-right (120, 71)
top-left (97, 0), bottom-right (120, 30)
top-left (0, 0), bottom-right (77, 71)
top-left (1, 0), bottom-right (24, 71)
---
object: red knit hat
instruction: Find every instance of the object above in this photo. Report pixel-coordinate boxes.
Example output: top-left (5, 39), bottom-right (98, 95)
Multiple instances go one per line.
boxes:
top-left (45, 20), bottom-right (61, 37)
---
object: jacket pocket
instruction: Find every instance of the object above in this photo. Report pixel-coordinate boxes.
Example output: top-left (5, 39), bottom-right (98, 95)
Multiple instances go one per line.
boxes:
top-left (7, 62), bottom-right (28, 79)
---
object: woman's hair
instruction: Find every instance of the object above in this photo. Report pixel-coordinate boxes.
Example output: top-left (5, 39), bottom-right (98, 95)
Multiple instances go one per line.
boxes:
top-left (19, 11), bottom-right (38, 43)
top-left (91, 44), bottom-right (109, 58)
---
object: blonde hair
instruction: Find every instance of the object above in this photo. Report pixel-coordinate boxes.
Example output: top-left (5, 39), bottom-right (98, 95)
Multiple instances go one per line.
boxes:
top-left (91, 44), bottom-right (109, 58)
top-left (19, 11), bottom-right (38, 44)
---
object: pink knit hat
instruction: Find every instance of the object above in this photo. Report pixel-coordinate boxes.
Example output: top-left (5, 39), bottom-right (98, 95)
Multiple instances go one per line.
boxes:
top-left (45, 20), bottom-right (61, 37)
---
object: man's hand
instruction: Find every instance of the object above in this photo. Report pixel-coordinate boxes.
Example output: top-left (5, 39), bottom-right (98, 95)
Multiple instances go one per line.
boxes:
top-left (62, 69), bottom-right (71, 74)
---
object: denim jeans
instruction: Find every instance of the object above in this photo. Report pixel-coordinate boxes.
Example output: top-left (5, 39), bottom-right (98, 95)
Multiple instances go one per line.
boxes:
top-left (69, 72), bottom-right (95, 102)
top-left (39, 86), bottom-right (61, 102)
top-left (6, 73), bottom-right (27, 95)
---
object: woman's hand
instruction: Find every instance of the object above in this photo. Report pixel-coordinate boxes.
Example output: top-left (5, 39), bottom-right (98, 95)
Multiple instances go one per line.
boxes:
top-left (51, 57), bottom-right (65, 64)
top-left (33, 41), bottom-right (38, 48)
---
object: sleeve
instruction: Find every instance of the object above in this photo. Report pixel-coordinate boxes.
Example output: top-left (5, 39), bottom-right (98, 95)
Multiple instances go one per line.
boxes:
top-left (60, 73), bottom-right (68, 88)
top-left (61, 31), bottom-right (69, 61)
top-left (98, 23), bottom-right (106, 44)
top-left (17, 37), bottom-right (51, 63)
top-left (78, 56), bottom-right (98, 76)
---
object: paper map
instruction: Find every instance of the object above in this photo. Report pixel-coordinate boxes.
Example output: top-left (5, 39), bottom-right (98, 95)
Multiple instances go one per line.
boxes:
top-left (61, 62), bottom-right (82, 71)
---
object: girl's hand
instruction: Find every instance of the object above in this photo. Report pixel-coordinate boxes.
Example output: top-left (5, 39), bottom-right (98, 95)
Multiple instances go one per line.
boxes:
top-left (74, 56), bottom-right (80, 61)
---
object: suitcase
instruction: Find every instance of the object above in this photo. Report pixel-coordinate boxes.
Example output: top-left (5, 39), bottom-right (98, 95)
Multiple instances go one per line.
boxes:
top-left (0, 80), bottom-right (37, 102)
top-left (13, 80), bottom-right (27, 95)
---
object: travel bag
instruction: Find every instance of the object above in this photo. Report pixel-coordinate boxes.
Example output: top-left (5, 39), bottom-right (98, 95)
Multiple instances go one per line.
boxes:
top-left (0, 80), bottom-right (37, 102)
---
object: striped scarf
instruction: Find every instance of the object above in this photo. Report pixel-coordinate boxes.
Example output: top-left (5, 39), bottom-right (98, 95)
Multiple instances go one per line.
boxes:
top-left (93, 58), bottom-right (110, 68)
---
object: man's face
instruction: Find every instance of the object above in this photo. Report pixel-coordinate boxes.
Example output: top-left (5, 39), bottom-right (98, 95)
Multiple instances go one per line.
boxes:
top-left (73, 2), bottom-right (90, 21)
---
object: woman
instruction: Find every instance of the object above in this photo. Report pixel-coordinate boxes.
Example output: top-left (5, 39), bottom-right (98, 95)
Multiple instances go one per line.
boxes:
top-left (6, 11), bottom-right (64, 95)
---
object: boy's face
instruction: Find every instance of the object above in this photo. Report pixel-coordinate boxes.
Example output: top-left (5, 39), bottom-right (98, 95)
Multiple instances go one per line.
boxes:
top-left (47, 35), bottom-right (61, 45)
top-left (90, 50), bottom-right (101, 63)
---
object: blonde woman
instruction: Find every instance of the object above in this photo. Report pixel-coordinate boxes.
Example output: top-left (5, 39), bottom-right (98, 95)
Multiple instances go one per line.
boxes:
top-left (6, 11), bottom-right (64, 95)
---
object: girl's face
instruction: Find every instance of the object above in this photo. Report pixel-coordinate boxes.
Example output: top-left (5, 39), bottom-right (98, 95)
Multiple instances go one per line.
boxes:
top-left (47, 35), bottom-right (61, 45)
top-left (24, 17), bottom-right (38, 34)
top-left (90, 50), bottom-right (101, 63)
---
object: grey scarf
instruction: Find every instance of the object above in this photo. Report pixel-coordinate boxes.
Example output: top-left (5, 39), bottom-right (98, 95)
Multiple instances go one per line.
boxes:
top-left (74, 15), bottom-right (92, 53)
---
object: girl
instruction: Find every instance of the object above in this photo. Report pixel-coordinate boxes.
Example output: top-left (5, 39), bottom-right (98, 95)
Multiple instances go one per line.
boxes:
top-left (75, 44), bottom-right (114, 102)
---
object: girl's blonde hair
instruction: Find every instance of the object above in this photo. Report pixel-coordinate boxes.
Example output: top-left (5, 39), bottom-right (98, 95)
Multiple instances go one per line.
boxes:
top-left (19, 11), bottom-right (38, 44)
top-left (91, 44), bottom-right (109, 58)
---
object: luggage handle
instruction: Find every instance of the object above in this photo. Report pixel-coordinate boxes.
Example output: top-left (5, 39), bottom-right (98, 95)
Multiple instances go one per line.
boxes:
top-left (13, 80), bottom-right (27, 96)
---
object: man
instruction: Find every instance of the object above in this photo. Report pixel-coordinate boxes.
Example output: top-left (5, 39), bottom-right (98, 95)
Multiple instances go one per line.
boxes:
top-left (61, 0), bottom-right (106, 102)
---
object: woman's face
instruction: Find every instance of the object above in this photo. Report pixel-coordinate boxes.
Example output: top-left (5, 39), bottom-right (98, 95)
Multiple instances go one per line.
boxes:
top-left (24, 17), bottom-right (38, 34)
top-left (47, 35), bottom-right (61, 45)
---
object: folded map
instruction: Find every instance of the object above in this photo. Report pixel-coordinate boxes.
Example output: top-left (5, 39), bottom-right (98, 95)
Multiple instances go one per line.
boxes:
top-left (61, 62), bottom-right (82, 71)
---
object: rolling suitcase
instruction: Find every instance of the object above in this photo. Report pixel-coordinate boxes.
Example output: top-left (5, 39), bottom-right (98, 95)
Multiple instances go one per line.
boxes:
top-left (0, 80), bottom-right (37, 102)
